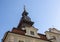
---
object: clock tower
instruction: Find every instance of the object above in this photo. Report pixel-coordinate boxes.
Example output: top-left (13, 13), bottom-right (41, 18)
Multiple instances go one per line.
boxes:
top-left (2, 6), bottom-right (49, 42)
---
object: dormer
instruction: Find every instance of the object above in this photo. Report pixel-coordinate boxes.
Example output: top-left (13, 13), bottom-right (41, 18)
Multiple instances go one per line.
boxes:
top-left (49, 28), bottom-right (60, 34)
top-left (25, 26), bottom-right (40, 38)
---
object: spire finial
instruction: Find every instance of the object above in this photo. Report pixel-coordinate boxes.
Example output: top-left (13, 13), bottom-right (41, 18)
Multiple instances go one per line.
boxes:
top-left (24, 5), bottom-right (26, 11)
top-left (22, 5), bottom-right (28, 16)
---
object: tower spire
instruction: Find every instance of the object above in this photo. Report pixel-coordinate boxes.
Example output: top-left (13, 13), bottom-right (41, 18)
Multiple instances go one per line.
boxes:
top-left (24, 5), bottom-right (26, 11)
top-left (22, 5), bottom-right (28, 16)
top-left (17, 6), bottom-right (34, 28)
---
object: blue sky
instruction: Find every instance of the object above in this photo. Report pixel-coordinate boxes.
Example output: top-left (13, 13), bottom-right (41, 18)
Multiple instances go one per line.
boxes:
top-left (0, 0), bottom-right (60, 42)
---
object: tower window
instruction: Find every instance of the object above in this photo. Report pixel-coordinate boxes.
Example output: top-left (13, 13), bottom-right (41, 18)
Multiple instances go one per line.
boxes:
top-left (30, 31), bottom-right (34, 35)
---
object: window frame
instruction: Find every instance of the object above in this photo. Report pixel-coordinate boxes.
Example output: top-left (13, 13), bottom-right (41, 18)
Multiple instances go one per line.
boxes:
top-left (30, 31), bottom-right (34, 35)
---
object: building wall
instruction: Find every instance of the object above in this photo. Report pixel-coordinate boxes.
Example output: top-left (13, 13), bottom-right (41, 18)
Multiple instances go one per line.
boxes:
top-left (45, 31), bottom-right (60, 42)
top-left (4, 33), bottom-right (49, 42)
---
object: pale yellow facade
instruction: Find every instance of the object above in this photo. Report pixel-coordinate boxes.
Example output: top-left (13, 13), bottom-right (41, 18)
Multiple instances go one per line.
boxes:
top-left (4, 33), bottom-right (48, 42)
top-left (3, 27), bottom-right (60, 42)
